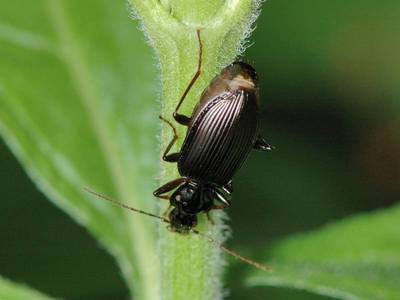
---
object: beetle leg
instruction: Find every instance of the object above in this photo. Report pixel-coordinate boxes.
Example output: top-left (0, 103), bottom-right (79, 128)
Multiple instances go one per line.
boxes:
top-left (215, 190), bottom-right (231, 207)
top-left (159, 115), bottom-right (181, 162)
top-left (254, 135), bottom-right (273, 151)
top-left (223, 180), bottom-right (233, 194)
top-left (164, 153), bottom-right (180, 162)
top-left (173, 29), bottom-right (203, 126)
top-left (153, 178), bottom-right (186, 199)
top-left (173, 113), bottom-right (191, 126)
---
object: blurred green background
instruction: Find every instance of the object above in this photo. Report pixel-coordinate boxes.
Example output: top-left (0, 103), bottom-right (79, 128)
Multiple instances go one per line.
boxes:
top-left (1, 1), bottom-right (399, 299)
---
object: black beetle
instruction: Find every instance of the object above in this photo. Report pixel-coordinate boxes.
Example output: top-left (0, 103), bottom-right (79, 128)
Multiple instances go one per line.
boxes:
top-left (154, 30), bottom-right (272, 233)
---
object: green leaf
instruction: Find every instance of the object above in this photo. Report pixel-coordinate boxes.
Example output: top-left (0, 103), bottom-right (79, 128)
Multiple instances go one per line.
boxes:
top-left (248, 204), bottom-right (400, 300)
top-left (0, 1), bottom-right (159, 299)
top-left (0, 0), bottom-right (264, 298)
top-left (0, 276), bottom-right (57, 300)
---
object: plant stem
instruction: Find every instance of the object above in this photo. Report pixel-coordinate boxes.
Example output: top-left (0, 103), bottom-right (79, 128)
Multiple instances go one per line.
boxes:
top-left (127, 1), bottom-right (262, 298)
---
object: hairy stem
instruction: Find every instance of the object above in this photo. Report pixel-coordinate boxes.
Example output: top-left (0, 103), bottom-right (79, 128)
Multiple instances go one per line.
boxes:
top-left (127, 0), bottom-right (262, 298)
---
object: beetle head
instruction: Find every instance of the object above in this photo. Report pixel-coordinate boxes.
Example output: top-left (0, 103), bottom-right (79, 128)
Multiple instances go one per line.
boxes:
top-left (169, 208), bottom-right (197, 233)
top-left (170, 182), bottom-right (203, 214)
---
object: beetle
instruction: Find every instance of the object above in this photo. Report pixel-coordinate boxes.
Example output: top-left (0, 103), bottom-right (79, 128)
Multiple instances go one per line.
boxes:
top-left (153, 30), bottom-right (272, 233)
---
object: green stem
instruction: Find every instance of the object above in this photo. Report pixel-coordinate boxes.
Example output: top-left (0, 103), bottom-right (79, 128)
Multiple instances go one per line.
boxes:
top-left (128, 1), bottom-right (262, 299)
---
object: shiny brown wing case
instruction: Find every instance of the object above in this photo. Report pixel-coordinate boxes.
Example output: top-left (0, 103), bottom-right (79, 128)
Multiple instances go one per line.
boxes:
top-left (178, 90), bottom-right (259, 186)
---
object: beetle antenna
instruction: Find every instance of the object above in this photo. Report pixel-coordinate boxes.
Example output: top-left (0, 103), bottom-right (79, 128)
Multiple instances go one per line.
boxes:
top-left (84, 187), bottom-right (272, 272)
top-left (84, 187), bottom-right (169, 223)
top-left (191, 228), bottom-right (272, 272)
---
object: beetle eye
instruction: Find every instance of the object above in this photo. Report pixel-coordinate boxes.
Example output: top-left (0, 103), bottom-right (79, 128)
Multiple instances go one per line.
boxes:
top-left (175, 195), bottom-right (181, 202)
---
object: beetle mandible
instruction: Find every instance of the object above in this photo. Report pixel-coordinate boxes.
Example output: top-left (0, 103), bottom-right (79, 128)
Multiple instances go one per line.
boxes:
top-left (154, 29), bottom-right (272, 233)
